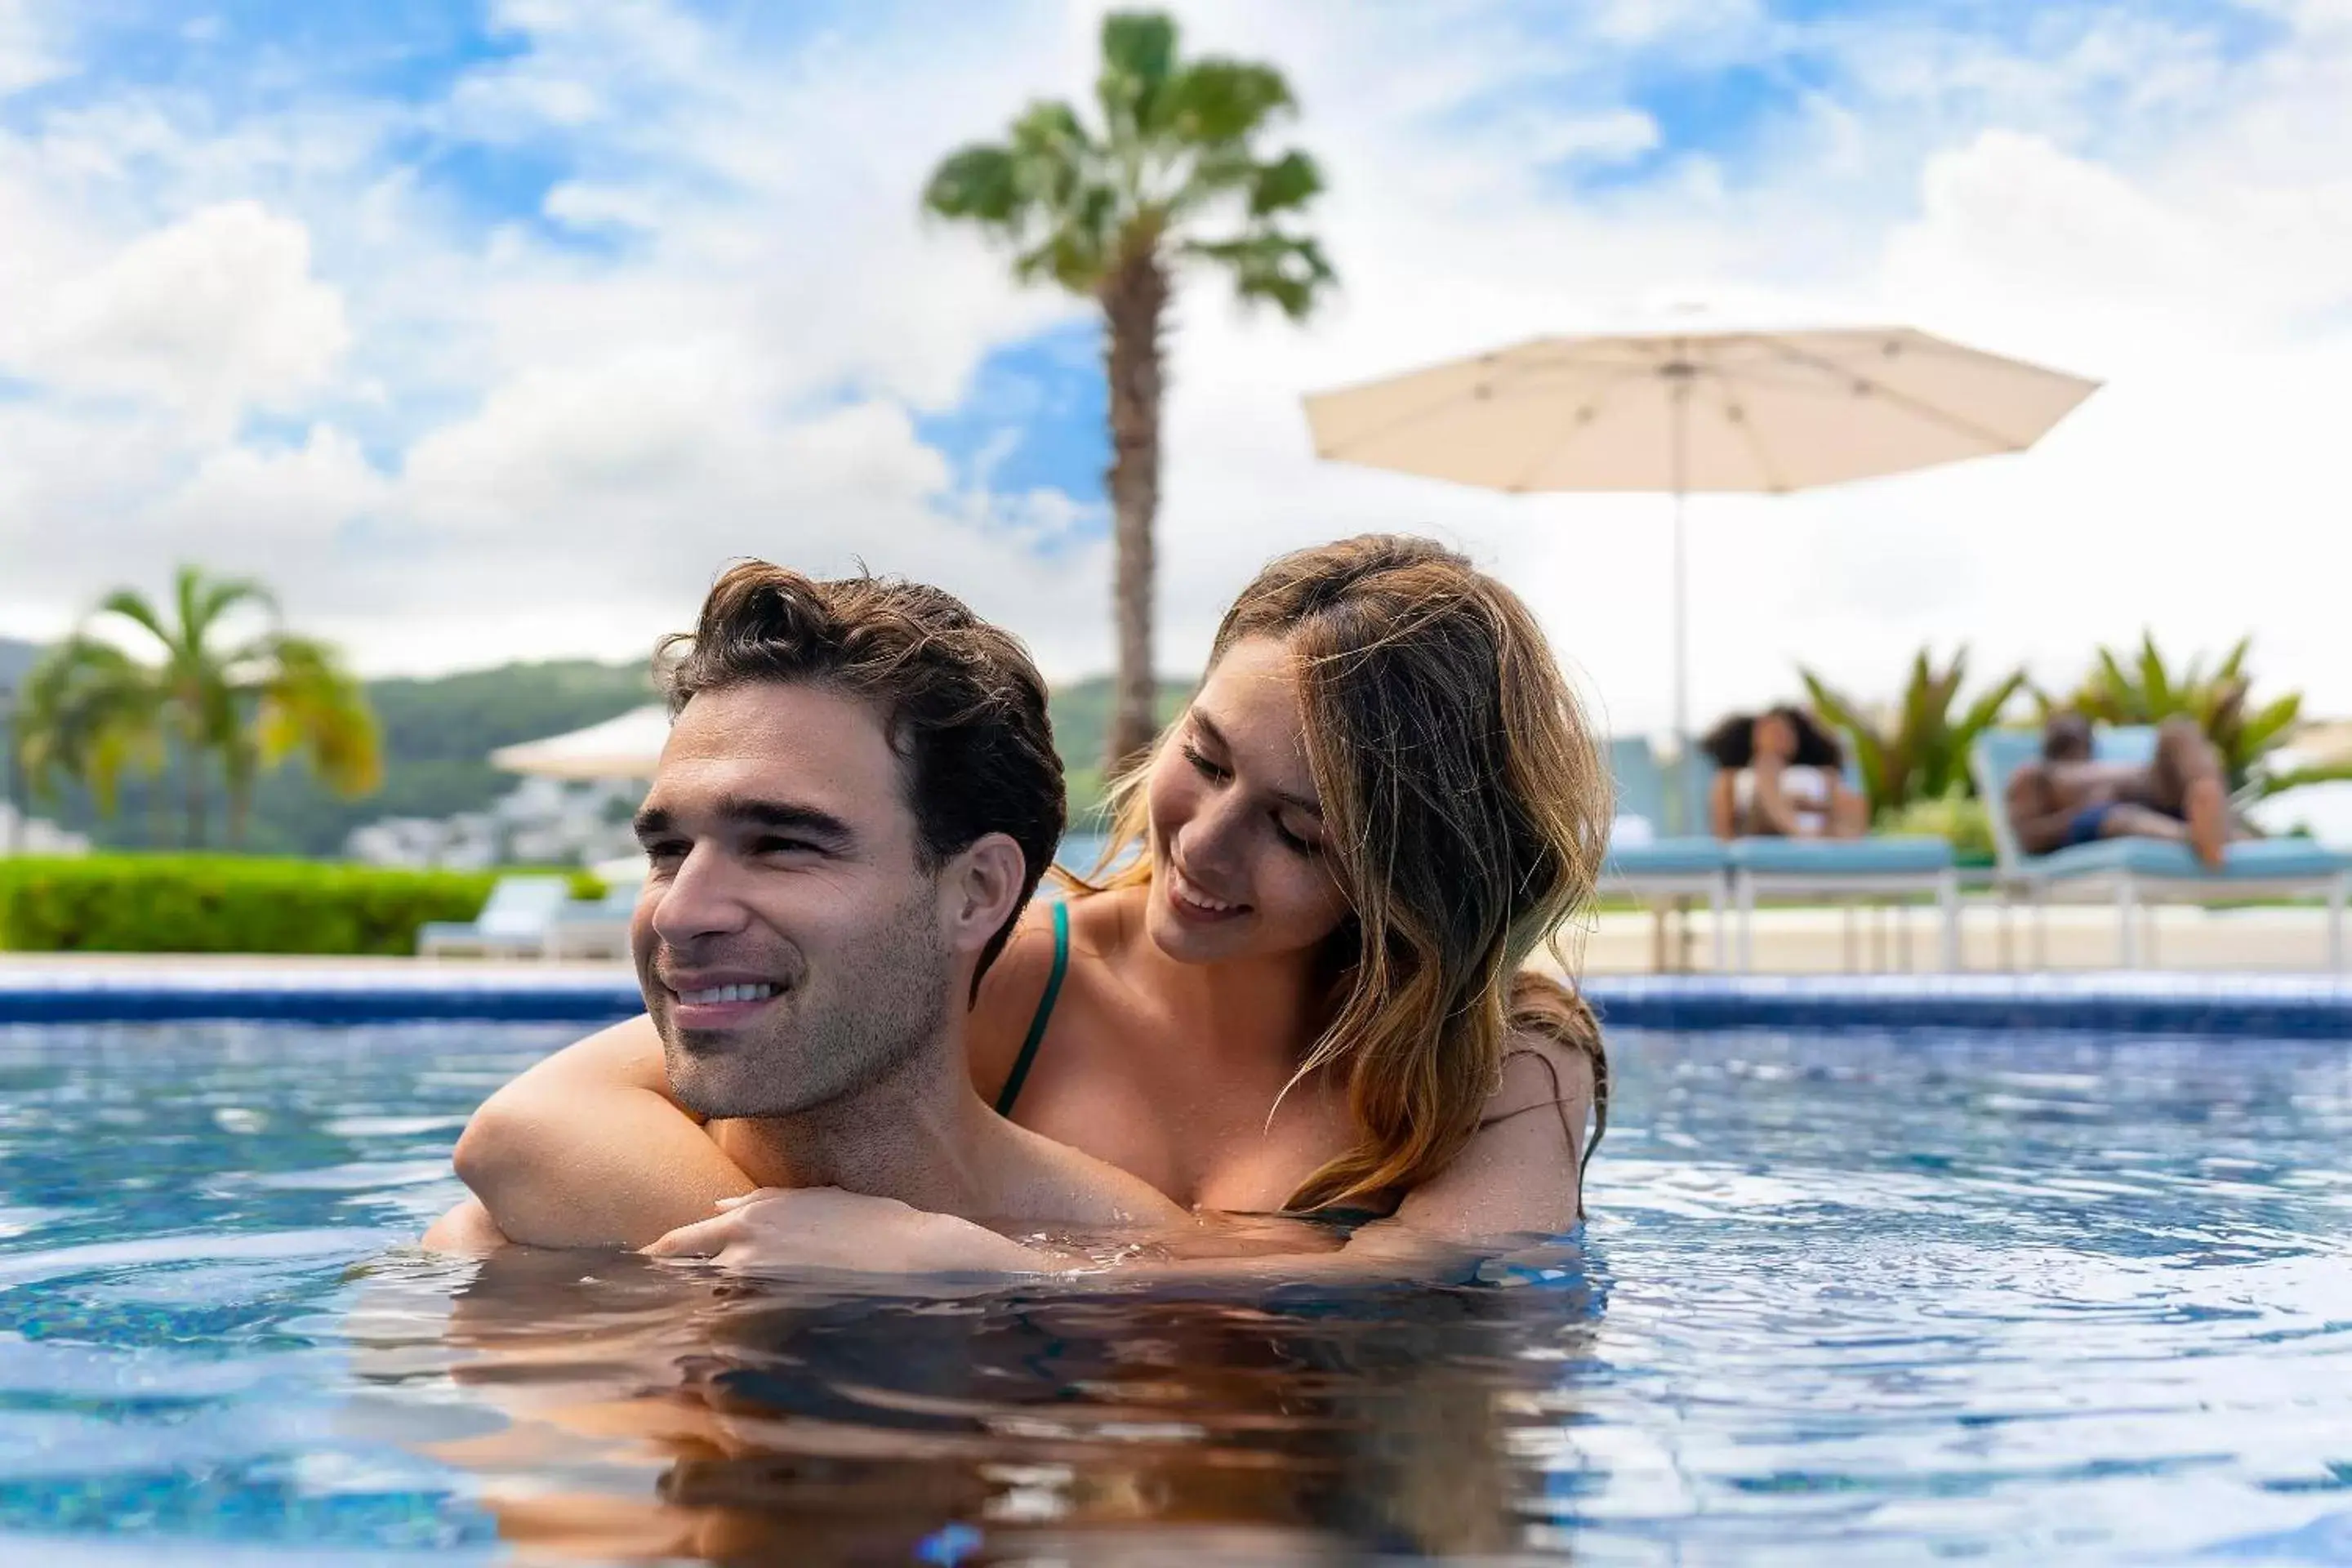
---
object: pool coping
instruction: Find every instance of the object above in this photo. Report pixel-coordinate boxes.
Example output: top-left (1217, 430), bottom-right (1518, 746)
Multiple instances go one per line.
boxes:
top-left (2, 964), bottom-right (2347, 1036)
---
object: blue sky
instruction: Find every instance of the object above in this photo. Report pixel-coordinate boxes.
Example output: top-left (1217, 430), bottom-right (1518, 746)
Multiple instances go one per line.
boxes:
top-left (14, 0), bottom-right (2276, 522)
top-left (0, 0), bottom-right (2347, 742)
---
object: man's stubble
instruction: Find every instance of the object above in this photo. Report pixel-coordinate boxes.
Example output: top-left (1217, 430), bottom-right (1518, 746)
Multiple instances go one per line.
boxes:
top-left (660, 882), bottom-right (953, 1122)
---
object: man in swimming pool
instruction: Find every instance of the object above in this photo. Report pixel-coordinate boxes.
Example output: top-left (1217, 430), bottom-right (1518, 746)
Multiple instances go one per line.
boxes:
top-left (2003, 711), bottom-right (2238, 870)
top-left (421, 562), bottom-right (1178, 1258)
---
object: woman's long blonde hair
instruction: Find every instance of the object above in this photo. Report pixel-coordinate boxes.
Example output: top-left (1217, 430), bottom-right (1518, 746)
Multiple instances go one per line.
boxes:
top-left (1073, 535), bottom-right (1613, 1214)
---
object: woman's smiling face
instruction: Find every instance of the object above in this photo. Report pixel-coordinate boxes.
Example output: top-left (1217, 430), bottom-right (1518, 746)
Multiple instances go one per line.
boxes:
top-left (1143, 636), bottom-right (1353, 965)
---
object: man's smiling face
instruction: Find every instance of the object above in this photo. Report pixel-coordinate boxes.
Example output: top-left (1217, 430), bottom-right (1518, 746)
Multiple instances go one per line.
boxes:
top-left (630, 680), bottom-right (951, 1120)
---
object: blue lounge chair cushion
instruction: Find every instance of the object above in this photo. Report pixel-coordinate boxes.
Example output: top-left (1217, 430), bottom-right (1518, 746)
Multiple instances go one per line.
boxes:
top-left (1728, 836), bottom-right (1953, 875)
top-left (416, 875), bottom-right (575, 951)
top-left (1605, 836), bottom-right (1730, 877)
top-left (2019, 836), bottom-right (2352, 883)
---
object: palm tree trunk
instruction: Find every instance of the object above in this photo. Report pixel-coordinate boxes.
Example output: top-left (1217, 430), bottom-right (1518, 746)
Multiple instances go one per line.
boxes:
top-left (1101, 250), bottom-right (1169, 773)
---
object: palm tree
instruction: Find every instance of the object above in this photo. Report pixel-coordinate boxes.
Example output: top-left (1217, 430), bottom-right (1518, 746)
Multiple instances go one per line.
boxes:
top-left (16, 567), bottom-right (381, 847)
top-left (923, 10), bottom-right (1334, 767)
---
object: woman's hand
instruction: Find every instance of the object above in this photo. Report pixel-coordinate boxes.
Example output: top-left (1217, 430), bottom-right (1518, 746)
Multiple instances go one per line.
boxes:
top-left (642, 1188), bottom-right (1055, 1277)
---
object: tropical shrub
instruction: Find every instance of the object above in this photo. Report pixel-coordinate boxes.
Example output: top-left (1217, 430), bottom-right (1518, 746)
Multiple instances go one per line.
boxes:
top-left (1801, 647), bottom-right (2026, 819)
top-left (0, 856), bottom-right (497, 955)
top-left (1879, 791), bottom-right (1997, 863)
top-left (2035, 633), bottom-right (2343, 800)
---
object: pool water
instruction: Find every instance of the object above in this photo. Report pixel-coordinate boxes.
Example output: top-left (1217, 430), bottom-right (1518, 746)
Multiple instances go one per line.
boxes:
top-left (2, 1022), bottom-right (2350, 1566)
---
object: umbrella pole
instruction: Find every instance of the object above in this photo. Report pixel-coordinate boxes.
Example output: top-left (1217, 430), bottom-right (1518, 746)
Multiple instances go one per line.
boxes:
top-left (1673, 483), bottom-right (1688, 780)
top-left (1670, 381), bottom-right (1691, 832)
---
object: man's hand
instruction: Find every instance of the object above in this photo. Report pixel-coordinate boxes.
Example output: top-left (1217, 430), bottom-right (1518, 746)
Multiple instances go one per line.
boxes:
top-left (641, 1187), bottom-right (1054, 1276)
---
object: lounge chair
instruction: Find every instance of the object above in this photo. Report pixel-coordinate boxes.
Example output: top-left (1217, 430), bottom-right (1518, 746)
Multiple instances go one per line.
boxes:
top-left (1718, 742), bottom-right (1958, 971)
top-left (1601, 737), bottom-right (1728, 970)
top-left (1727, 835), bottom-right (1960, 971)
top-left (416, 875), bottom-right (574, 960)
top-left (1970, 726), bottom-right (2351, 969)
top-left (546, 880), bottom-right (642, 963)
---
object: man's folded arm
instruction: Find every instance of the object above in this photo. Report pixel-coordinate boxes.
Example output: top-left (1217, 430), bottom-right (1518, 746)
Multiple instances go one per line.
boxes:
top-left (441, 1016), bottom-right (758, 1250)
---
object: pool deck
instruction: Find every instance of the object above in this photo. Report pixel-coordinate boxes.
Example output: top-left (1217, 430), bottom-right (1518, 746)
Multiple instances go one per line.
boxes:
top-left (1578, 902), bottom-right (2348, 977)
top-left (4, 911), bottom-right (2348, 1036)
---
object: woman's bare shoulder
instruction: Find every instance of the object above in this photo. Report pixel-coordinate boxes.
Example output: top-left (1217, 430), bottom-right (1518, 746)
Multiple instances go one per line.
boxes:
top-left (1487, 1028), bottom-right (1598, 1125)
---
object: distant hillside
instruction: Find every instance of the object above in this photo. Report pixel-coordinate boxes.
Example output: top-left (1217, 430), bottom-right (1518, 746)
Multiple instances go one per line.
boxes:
top-left (3, 647), bottom-right (1197, 856)
top-left (1052, 675), bottom-right (1196, 824)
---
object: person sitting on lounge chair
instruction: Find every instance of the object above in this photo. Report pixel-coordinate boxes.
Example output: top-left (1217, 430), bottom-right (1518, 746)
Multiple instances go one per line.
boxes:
top-left (2004, 711), bottom-right (2240, 871)
top-left (1702, 706), bottom-right (1868, 840)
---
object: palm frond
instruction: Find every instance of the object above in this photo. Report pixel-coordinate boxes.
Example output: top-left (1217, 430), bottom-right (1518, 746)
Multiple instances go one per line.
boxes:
top-left (1247, 149), bottom-right (1323, 216)
top-left (2137, 630), bottom-right (2174, 714)
top-left (2249, 760), bottom-right (2352, 800)
top-left (1151, 59), bottom-right (1294, 145)
top-left (1098, 11), bottom-right (1178, 138)
top-left (94, 589), bottom-right (172, 655)
top-left (1801, 668), bottom-right (1891, 808)
top-left (2238, 691), bottom-right (2303, 754)
top-left (1955, 668), bottom-right (2027, 739)
top-left (254, 635), bottom-right (383, 796)
top-left (1182, 230), bottom-right (1333, 320)
top-left (922, 144), bottom-right (1024, 225)
top-left (191, 574), bottom-right (275, 642)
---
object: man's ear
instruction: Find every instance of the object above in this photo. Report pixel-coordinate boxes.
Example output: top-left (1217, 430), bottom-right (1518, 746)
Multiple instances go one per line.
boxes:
top-left (940, 831), bottom-right (1027, 956)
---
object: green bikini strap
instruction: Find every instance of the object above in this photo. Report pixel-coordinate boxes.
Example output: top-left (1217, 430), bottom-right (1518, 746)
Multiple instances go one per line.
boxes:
top-left (992, 899), bottom-right (1068, 1117)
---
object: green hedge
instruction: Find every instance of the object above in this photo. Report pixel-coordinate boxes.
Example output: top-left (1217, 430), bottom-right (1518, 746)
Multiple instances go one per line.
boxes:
top-left (0, 856), bottom-right (508, 956)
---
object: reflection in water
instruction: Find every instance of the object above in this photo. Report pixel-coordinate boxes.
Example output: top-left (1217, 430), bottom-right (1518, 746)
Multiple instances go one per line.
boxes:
top-left (354, 1245), bottom-right (1601, 1563)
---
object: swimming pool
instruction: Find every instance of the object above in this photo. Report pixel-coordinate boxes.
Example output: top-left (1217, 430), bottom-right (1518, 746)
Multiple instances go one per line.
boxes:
top-left (2, 1018), bottom-right (2348, 1565)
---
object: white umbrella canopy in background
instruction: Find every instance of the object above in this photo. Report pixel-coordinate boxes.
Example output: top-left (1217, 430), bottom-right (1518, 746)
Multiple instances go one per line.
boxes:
top-left (1303, 326), bottom-right (2100, 820)
top-left (489, 704), bottom-right (670, 781)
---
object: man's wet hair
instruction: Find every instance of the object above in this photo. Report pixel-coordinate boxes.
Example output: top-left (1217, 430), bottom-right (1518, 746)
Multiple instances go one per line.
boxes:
top-left (656, 560), bottom-right (1065, 982)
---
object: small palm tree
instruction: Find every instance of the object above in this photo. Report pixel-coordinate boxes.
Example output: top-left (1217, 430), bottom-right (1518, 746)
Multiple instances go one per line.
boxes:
top-left (1802, 646), bottom-right (2027, 819)
top-left (923, 10), bottom-right (1334, 767)
top-left (16, 567), bottom-right (381, 847)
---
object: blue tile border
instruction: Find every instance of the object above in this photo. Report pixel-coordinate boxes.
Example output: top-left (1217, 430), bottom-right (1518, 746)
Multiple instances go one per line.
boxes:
top-left (1581, 973), bottom-right (2352, 1040)
top-left (0, 968), bottom-right (644, 1026)
top-left (1, 965), bottom-right (2347, 1038)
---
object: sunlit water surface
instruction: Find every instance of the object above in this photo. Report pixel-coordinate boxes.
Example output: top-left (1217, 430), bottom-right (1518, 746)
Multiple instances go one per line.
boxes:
top-left (1, 1020), bottom-right (2349, 1566)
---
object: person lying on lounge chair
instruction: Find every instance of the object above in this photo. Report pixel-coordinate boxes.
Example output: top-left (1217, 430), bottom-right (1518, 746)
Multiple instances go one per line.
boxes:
top-left (2003, 712), bottom-right (2243, 870)
top-left (1702, 706), bottom-right (1868, 840)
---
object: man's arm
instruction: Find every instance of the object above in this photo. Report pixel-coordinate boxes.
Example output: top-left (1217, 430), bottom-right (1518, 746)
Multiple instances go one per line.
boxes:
top-left (450, 1014), bottom-right (757, 1250)
top-left (2005, 761), bottom-right (2077, 857)
top-left (421, 1195), bottom-right (510, 1254)
top-left (648, 1040), bottom-right (1596, 1285)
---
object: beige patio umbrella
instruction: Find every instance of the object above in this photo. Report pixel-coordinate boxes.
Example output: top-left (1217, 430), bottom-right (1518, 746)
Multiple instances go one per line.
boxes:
top-left (489, 704), bottom-right (670, 781)
top-left (1303, 326), bottom-right (2099, 800)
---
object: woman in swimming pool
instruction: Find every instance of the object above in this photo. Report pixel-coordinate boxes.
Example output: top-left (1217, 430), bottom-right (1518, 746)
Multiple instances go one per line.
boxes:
top-left (452, 534), bottom-right (1613, 1262)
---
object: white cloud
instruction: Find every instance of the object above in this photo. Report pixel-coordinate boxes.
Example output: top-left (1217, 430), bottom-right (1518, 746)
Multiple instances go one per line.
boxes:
top-left (0, 0), bottom-right (2346, 767)
top-left (165, 424), bottom-right (390, 543)
top-left (0, 0), bottom-right (59, 97)
top-left (14, 201), bottom-right (349, 427)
